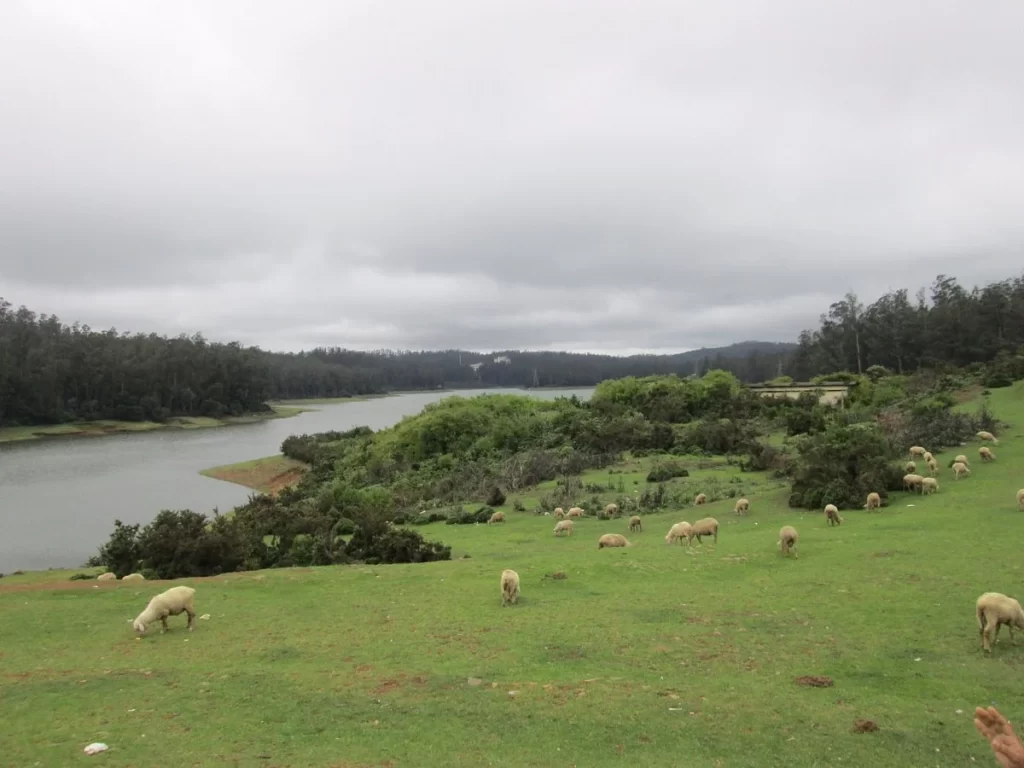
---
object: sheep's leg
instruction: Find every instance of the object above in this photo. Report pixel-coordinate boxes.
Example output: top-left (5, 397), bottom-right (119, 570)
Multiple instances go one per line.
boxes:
top-left (1010, 625), bottom-right (1016, 646)
top-left (185, 607), bottom-right (196, 632)
top-left (160, 616), bottom-right (170, 633)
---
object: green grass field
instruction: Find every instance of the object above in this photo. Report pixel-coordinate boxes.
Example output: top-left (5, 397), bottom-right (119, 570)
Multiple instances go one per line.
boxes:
top-left (0, 405), bottom-right (307, 444)
top-left (2, 384), bottom-right (1023, 766)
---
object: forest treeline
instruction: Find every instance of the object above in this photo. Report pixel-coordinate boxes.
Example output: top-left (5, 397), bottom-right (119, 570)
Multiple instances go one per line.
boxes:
top-left (0, 296), bottom-right (790, 427)
top-left (2, 270), bottom-right (1023, 427)
top-left (790, 273), bottom-right (1024, 381)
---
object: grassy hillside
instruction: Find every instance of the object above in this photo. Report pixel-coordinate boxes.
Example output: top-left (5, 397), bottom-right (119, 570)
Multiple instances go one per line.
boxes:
top-left (1, 384), bottom-right (1022, 766)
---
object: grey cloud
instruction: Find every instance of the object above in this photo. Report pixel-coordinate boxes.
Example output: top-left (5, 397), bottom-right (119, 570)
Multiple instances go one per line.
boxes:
top-left (1, 0), bottom-right (1023, 353)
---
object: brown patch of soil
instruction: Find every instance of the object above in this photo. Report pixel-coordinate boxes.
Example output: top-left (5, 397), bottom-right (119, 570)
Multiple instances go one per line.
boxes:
top-left (544, 572), bottom-right (568, 580)
top-left (853, 719), bottom-right (879, 733)
top-left (795, 675), bottom-right (834, 688)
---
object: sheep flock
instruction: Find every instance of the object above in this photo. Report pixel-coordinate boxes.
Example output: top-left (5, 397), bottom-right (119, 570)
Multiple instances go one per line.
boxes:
top-left (108, 428), bottom-right (1020, 665)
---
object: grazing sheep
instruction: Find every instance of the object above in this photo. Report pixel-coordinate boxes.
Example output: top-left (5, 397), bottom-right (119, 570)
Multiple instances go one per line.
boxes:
top-left (553, 519), bottom-right (574, 537)
top-left (97, 572), bottom-right (116, 581)
top-left (954, 454), bottom-right (969, 466)
top-left (500, 569), bottom-right (520, 607)
top-left (597, 533), bottom-right (631, 549)
top-left (665, 521), bottom-right (692, 545)
top-left (978, 430), bottom-right (1000, 445)
top-left (133, 586), bottom-right (196, 635)
top-left (488, 511), bottom-right (505, 525)
top-left (980, 447), bottom-right (996, 462)
top-left (921, 477), bottom-right (939, 495)
top-left (904, 461), bottom-right (917, 473)
top-left (864, 492), bottom-right (881, 511)
top-left (554, 507), bottom-right (565, 519)
top-left (976, 592), bottom-right (1024, 653)
top-left (923, 451), bottom-right (934, 464)
top-left (909, 445), bottom-right (927, 459)
top-left (687, 517), bottom-right (719, 545)
top-left (605, 503), bottom-right (620, 518)
top-left (628, 515), bottom-right (642, 532)
top-left (733, 498), bottom-right (750, 515)
top-left (952, 461), bottom-right (971, 479)
top-left (902, 474), bottom-right (925, 493)
top-left (778, 525), bottom-right (799, 558)
top-left (1017, 489), bottom-right (1024, 512)
top-left (926, 458), bottom-right (939, 474)
top-left (694, 493), bottom-right (708, 506)
top-left (121, 573), bottom-right (145, 583)
top-left (824, 504), bottom-right (842, 526)
top-left (567, 507), bottom-right (585, 518)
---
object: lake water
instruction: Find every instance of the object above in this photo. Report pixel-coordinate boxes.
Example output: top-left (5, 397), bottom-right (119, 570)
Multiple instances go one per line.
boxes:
top-left (0, 388), bottom-right (594, 573)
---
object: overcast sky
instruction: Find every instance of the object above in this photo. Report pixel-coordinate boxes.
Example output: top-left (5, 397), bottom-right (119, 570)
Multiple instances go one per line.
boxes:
top-left (1, 1), bottom-right (1022, 354)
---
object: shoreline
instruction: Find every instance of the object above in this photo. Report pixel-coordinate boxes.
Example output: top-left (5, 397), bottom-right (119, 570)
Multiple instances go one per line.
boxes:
top-left (0, 404), bottom-right (310, 445)
top-left (199, 454), bottom-right (308, 495)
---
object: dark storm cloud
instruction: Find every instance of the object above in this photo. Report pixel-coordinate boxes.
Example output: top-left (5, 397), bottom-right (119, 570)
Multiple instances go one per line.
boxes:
top-left (2, 0), bottom-right (1022, 353)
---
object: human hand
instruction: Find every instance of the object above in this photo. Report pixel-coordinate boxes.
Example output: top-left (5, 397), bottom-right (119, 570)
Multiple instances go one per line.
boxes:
top-left (976, 707), bottom-right (1024, 768)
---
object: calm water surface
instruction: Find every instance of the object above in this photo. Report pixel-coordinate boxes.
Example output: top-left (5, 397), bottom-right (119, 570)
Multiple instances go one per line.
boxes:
top-left (0, 388), bottom-right (593, 572)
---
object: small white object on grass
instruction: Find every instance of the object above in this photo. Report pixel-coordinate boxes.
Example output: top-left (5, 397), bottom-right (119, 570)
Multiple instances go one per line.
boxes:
top-left (199, 614), bottom-right (210, 620)
top-left (84, 743), bottom-right (109, 755)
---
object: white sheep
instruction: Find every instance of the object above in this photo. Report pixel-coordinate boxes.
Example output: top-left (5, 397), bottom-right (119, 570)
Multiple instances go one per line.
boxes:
top-left (976, 592), bottom-right (1024, 653)
top-left (694, 493), bottom-right (708, 506)
top-left (687, 517), bottom-right (719, 545)
top-left (133, 586), bottom-right (197, 635)
top-left (954, 454), bottom-right (969, 466)
top-left (952, 461), bottom-right (971, 479)
top-left (567, 507), bottom-right (585, 518)
top-left (909, 446), bottom-right (927, 459)
top-left (500, 569), bottom-right (520, 606)
top-left (97, 572), bottom-right (116, 581)
top-left (487, 511), bottom-right (505, 525)
top-left (553, 507), bottom-right (565, 519)
top-left (665, 521), bottom-right (692, 545)
top-left (597, 533), bottom-right (631, 549)
top-left (824, 504), bottom-right (842, 527)
top-left (778, 525), bottom-right (798, 558)
top-left (605, 503), bottom-right (620, 518)
top-left (733, 498), bottom-right (750, 515)
top-left (553, 519), bottom-right (574, 537)
top-left (977, 430), bottom-right (999, 445)
top-left (864, 492), bottom-right (881, 511)
top-left (926, 459), bottom-right (939, 476)
top-left (628, 515), bottom-right (642, 532)
top-left (980, 446), bottom-right (996, 462)
top-left (921, 477), bottom-right (939, 495)
top-left (904, 461), bottom-right (917, 473)
top-left (902, 474), bottom-right (924, 493)
top-left (1017, 489), bottom-right (1024, 512)
top-left (121, 573), bottom-right (145, 583)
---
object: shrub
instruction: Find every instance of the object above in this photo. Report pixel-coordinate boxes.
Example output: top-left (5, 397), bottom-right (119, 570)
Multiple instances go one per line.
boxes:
top-left (96, 520), bottom-right (141, 578)
top-left (788, 423), bottom-right (903, 510)
top-left (485, 486), bottom-right (507, 507)
top-left (445, 506), bottom-right (493, 525)
top-left (69, 572), bottom-right (95, 581)
top-left (512, 499), bottom-right (526, 512)
top-left (332, 517), bottom-right (357, 536)
top-left (355, 528), bottom-right (451, 564)
top-left (646, 462), bottom-right (690, 482)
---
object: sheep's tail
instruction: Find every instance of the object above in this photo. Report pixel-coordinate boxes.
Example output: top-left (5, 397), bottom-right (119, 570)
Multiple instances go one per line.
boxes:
top-left (977, 604), bottom-right (987, 631)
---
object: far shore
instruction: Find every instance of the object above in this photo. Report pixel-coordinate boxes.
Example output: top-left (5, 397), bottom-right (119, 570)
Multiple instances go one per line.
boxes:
top-left (0, 404), bottom-right (310, 445)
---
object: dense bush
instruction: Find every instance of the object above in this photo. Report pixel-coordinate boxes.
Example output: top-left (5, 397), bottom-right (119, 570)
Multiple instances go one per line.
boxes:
top-left (96, 520), bottom-right (141, 578)
top-left (788, 423), bottom-right (903, 510)
top-left (485, 486), bottom-right (507, 506)
top-left (445, 507), bottom-right (494, 525)
top-left (646, 462), bottom-right (690, 482)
